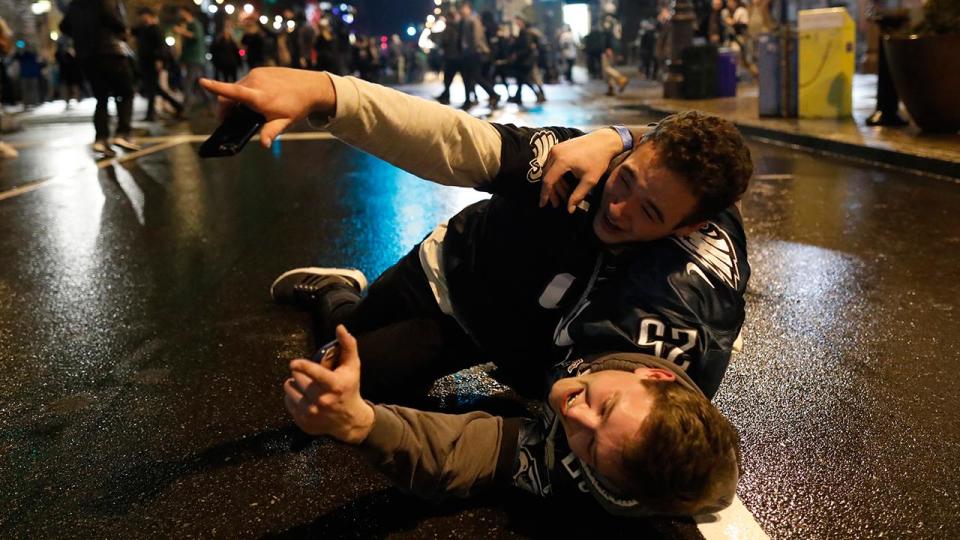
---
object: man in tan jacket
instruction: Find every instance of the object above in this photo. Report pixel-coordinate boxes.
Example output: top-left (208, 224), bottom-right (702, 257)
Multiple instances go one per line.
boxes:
top-left (284, 325), bottom-right (741, 517)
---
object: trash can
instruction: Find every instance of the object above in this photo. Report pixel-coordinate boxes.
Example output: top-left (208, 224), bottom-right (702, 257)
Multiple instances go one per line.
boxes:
top-left (758, 30), bottom-right (798, 117)
top-left (716, 48), bottom-right (738, 97)
top-left (682, 45), bottom-right (718, 100)
top-left (798, 8), bottom-right (855, 118)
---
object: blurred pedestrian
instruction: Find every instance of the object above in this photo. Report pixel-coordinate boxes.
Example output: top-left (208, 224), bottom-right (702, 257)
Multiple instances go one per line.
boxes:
top-left (638, 20), bottom-right (658, 80)
top-left (435, 8), bottom-right (463, 105)
top-left (14, 43), bottom-right (45, 109)
top-left (173, 7), bottom-right (209, 111)
top-left (458, 2), bottom-right (500, 109)
top-left (281, 9), bottom-right (302, 68)
top-left (134, 8), bottom-right (184, 121)
top-left (490, 24), bottom-right (512, 94)
top-left (61, 0), bottom-right (139, 156)
top-left (297, 13), bottom-right (317, 69)
top-left (723, 0), bottom-right (755, 77)
top-left (314, 18), bottom-right (343, 75)
top-left (54, 38), bottom-right (84, 109)
top-left (583, 28), bottom-right (605, 79)
top-left (353, 36), bottom-right (380, 82)
top-left (701, 0), bottom-right (727, 45)
top-left (211, 20), bottom-right (241, 82)
top-left (655, 6), bottom-right (672, 78)
top-left (508, 17), bottom-right (545, 104)
top-left (388, 34), bottom-right (405, 84)
top-left (557, 24), bottom-right (578, 83)
top-left (0, 16), bottom-right (16, 159)
top-left (241, 19), bottom-right (267, 70)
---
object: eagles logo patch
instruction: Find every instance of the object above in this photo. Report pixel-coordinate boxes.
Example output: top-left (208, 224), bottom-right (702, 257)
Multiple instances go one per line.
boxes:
top-left (527, 130), bottom-right (559, 183)
top-left (672, 223), bottom-right (740, 289)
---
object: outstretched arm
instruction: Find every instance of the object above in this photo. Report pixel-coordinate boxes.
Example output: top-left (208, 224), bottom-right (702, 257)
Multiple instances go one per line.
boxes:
top-left (200, 68), bottom-right (501, 188)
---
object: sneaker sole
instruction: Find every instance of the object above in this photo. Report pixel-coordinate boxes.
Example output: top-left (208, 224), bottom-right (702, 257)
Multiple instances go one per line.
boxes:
top-left (270, 267), bottom-right (369, 301)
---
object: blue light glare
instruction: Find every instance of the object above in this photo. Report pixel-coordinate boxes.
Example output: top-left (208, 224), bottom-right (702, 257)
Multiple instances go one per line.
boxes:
top-left (406, 26), bottom-right (416, 37)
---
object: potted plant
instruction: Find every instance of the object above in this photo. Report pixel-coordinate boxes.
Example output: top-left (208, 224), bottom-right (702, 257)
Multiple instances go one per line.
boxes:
top-left (883, 0), bottom-right (960, 133)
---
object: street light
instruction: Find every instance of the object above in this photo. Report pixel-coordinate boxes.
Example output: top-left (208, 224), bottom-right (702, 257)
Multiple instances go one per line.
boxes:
top-left (243, 3), bottom-right (254, 14)
top-left (224, 4), bottom-right (235, 14)
top-left (208, 4), bottom-right (218, 14)
top-left (30, 0), bottom-right (51, 14)
top-left (259, 15), bottom-right (268, 24)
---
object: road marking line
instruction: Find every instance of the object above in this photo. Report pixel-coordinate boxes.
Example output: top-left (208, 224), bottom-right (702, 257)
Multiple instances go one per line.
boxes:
top-left (754, 174), bottom-right (794, 181)
top-left (696, 496), bottom-right (769, 540)
top-left (128, 131), bottom-right (338, 144)
top-left (0, 177), bottom-right (61, 202)
top-left (0, 138), bottom-right (188, 203)
top-left (99, 138), bottom-right (186, 167)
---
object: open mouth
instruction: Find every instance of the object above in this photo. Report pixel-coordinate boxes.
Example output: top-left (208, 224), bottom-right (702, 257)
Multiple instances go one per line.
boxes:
top-left (601, 211), bottom-right (623, 233)
top-left (563, 388), bottom-right (584, 415)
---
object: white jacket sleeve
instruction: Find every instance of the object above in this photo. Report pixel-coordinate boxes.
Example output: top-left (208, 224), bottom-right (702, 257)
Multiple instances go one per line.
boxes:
top-left (321, 74), bottom-right (502, 188)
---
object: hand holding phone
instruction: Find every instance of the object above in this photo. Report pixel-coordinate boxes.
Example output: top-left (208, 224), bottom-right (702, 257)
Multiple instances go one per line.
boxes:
top-left (198, 104), bottom-right (267, 158)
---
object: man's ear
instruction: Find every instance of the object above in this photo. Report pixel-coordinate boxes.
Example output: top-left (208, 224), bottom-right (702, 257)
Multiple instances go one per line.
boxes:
top-left (634, 367), bottom-right (676, 381)
top-left (672, 220), bottom-right (708, 238)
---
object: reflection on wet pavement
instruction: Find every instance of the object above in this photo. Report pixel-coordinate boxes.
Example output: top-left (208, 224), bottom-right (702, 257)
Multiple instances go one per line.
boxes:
top-left (1, 83), bottom-right (958, 538)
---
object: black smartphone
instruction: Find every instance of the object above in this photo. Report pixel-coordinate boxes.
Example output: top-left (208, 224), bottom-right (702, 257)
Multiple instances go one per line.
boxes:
top-left (198, 104), bottom-right (267, 158)
top-left (311, 340), bottom-right (340, 368)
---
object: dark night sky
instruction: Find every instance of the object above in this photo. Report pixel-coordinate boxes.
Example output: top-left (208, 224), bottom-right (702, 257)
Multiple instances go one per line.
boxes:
top-left (356, 0), bottom-right (436, 36)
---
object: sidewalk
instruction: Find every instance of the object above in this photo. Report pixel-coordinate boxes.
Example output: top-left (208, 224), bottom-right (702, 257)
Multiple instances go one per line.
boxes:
top-left (616, 71), bottom-right (960, 179)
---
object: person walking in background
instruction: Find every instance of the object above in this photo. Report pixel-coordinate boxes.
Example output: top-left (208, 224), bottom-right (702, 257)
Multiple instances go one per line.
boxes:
top-left (434, 8), bottom-right (463, 105)
top-left (701, 0), bottom-right (727, 45)
top-left (313, 18), bottom-right (343, 75)
top-left (241, 19), bottom-right (267, 70)
top-left (508, 16), bottom-right (545, 104)
top-left (297, 13), bottom-right (317, 69)
top-left (490, 24), bottom-right (512, 95)
top-left (60, 0), bottom-right (140, 157)
top-left (54, 38), bottom-right (84, 109)
top-left (722, 0), bottom-right (756, 77)
top-left (458, 2), bottom-right (500, 109)
top-left (14, 43), bottom-right (45, 109)
top-left (596, 21), bottom-right (627, 97)
top-left (211, 20), bottom-right (241, 82)
top-left (638, 19), bottom-right (658, 80)
top-left (557, 24), bottom-right (578, 83)
top-left (134, 7), bottom-right (184, 121)
top-left (0, 16), bottom-right (16, 159)
top-left (173, 6), bottom-right (209, 111)
top-left (655, 5), bottom-right (672, 80)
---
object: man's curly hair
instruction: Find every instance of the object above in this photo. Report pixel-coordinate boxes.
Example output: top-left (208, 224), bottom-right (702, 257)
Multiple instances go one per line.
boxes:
top-left (641, 111), bottom-right (753, 226)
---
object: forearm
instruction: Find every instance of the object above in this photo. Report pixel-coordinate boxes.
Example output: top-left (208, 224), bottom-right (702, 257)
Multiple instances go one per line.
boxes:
top-left (359, 403), bottom-right (521, 500)
top-left (323, 74), bottom-right (502, 188)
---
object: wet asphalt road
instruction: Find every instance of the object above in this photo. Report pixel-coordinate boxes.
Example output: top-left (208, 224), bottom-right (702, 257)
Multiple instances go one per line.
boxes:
top-left (1, 81), bottom-right (959, 539)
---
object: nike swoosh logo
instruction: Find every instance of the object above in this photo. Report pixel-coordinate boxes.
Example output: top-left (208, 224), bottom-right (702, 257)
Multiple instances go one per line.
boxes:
top-left (686, 262), bottom-right (715, 289)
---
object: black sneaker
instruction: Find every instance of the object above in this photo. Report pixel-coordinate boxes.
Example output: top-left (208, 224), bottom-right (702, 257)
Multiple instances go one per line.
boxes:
top-left (270, 267), bottom-right (368, 307)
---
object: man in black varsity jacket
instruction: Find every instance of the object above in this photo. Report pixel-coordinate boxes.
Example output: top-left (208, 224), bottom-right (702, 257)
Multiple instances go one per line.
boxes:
top-left (200, 68), bottom-right (752, 516)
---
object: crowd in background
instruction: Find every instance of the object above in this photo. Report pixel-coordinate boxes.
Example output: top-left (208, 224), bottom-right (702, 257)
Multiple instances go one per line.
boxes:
top-left (0, 0), bottom-right (779, 159)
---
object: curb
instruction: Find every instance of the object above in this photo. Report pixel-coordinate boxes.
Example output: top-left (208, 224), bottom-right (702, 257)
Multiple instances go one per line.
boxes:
top-left (633, 103), bottom-right (960, 180)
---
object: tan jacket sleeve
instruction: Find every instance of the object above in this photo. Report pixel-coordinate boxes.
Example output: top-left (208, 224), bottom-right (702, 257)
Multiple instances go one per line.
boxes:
top-left (359, 403), bottom-right (521, 500)
top-left (322, 74), bottom-right (502, 188)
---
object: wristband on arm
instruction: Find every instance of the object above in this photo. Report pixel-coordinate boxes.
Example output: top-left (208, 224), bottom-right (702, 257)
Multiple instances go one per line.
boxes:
top-left (610, 125), bottom-right (634, 153)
